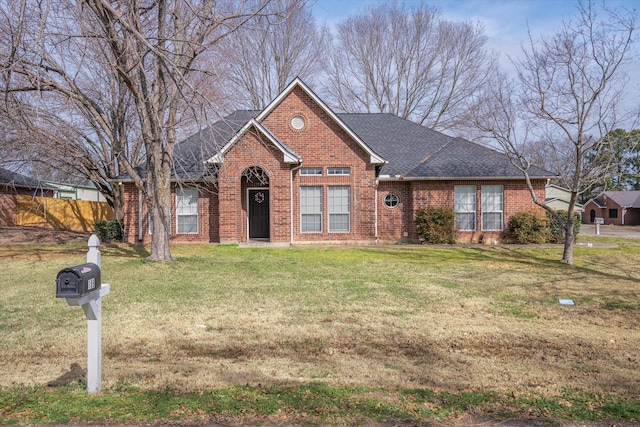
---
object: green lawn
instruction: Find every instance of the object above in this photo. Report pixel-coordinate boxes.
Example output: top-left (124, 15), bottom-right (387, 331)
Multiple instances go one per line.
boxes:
top-left (0, 239), bottom-right (639, 425)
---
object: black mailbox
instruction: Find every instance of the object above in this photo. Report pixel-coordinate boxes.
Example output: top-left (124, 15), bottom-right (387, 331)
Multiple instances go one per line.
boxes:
top-left (56, 263), bottom-right (101, 298)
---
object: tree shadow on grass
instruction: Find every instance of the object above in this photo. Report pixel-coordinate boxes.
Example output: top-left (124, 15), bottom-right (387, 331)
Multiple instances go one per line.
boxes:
top-left (46, 363), bottom-right (85, 387)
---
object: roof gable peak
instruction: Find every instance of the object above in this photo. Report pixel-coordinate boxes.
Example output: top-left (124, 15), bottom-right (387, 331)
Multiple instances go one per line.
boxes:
top-left (256, 78), bottom-right (386, 165)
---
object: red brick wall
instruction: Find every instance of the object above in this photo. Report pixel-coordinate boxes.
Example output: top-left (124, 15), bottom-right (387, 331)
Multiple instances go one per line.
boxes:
top-left (582, 199), bottom-right (630, 225)
top-left (0, 191), bottom-right (16, 226)
top-left (121, 183), bottom-right (217, 245)
top-left (377, 181), bottom-right (413, 242)
top-left (122, 184), bottom-right (139, 243)
top-left (582, 201), bottom-right (603, 224)
top-left (624, 208), bottom-right (640, 226)
top-left (377, 179), bottom-right (546, 243)
top-left (261, 86), bottom-right (378, 243)
top-left (119, 84), bottom-right (549, 246)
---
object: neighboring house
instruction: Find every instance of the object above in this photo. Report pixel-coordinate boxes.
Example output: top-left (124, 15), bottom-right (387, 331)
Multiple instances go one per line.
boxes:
top-left (583, 191), bottom-right (640, 225)
top-left (0, 167), bottom-right (56, 227)
top-left (545, 184), bottom-right (583, 213)
top-left (44, 181), bottom-right (107, 202)
top-left (118, 78), bottom-right (553, 245)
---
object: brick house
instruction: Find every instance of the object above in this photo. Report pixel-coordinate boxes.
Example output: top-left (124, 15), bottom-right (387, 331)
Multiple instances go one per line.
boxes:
top-left (583, 191), bottom-right (640, 226)
top-left (0, 167), bottom-right (56, 227)
top-left (119, 78), bottom-right (552, 245)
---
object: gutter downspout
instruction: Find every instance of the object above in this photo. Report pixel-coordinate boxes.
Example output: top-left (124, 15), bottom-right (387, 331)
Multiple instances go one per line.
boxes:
top-left (138, 189), bottom-right (143, 241)
top-left (290, 163), bottom-right (303, 245)
top-left (374, 178), bottom-right (379, 244)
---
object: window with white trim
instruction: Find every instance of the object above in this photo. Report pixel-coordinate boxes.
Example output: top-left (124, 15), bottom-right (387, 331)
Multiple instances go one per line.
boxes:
top-left (384, 193), bottom-right (399, 209)
top-left (327, 167), bottom-right (350, 175)
top-left (301, 186), bottom-right (322, 232)
top-left (454, 185), bottom-right (476, 231)
top-left (482, 185), bottom-right (503, 231)
top-left (176, 188), bottom-right (199, 234)
top-left (328, 186), bottom-right (350, 232)
top-left (300, 167), bottom-right (322, 176)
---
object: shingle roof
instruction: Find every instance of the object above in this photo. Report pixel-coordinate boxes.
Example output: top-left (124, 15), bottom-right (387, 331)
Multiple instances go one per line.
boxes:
top-left (602, 191), bottom-right (640, 208)
top-left (132, 110), bottom-right (553, 181)
top-left (171, 110), bottom-right (258, 180)
top-left (339, 113), bottom-right (551, 179)
top-left (0, 167), bottom-right (57, 190)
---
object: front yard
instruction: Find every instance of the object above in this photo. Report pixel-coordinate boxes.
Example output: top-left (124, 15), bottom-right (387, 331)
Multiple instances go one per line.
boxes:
top-left (0, 238), bottom-right (638, 424)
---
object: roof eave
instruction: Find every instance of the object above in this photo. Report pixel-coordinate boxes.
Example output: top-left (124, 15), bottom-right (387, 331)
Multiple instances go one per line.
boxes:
top-left (205, 119), bottom-right (302, 165)
top-left (379, 175), bottom-right (553, 181)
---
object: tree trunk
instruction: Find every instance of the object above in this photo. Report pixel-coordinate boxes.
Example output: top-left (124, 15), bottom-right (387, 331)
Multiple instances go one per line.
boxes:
top-left (561, 215), bottom-right (575, 264)
top-left (112, 184), bottom-right (125, 221)
top-left (146, 146), bottom-right (175, 261)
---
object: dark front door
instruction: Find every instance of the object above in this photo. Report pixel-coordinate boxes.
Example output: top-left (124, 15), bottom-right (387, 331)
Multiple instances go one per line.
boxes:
top-left (249, 189), bottom-right (270, 239)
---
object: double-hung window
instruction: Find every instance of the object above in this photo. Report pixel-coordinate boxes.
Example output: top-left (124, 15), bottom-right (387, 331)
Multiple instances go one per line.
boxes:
top-left (454, 185), bottom-right (476, 231)
top-left (301, 186), bottom-right (322, 232)
top-left (328, 186), bottom-right (350, 232)
top-left (482, 185), bottom-right (503, 231)
top-left (176, 188), bottom-right (198, 234)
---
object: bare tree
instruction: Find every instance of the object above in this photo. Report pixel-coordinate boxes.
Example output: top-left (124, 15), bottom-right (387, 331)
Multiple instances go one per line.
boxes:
top-left (0, 0), bottom-right (143, 220)
top-left (323, 1), bottom-right (498, 135)
top-left (476, 1), bottom-right (637, 264)
top-left (2, 0), bottom-right (272, 261)
top-left (221, 0), bottom-right (329, 110)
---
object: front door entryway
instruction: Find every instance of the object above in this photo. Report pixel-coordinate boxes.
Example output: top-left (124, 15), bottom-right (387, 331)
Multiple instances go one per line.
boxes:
top-left (248, 189), bottom-right (270, 239)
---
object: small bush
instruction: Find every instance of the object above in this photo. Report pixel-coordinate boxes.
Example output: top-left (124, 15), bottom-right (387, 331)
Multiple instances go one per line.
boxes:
top-left (507, 211), bottom-right (550, 244)
top-left (415, 207), bottom-right (456, 244)
top-left (95, 219), bottom-right (124, 242)
top-left (547, 210), bottom-right (581, 243)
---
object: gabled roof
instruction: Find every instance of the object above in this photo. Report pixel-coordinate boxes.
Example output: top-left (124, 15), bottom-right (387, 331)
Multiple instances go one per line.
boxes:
top-left (253, 78), bottom-right (386, 165)
top-left (207, 119), bottom-right (301, 165)
top-left (122, 79), bottom-right (554, 182)
top-left (0, 167), bottom-right (57, 190)
top-left (588, 198), bottom-right (607, 208)
top-left (601, 191), bottom-right (640, 208)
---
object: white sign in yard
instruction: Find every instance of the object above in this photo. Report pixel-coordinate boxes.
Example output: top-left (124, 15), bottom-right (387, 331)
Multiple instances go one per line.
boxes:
top-left (594, 217), bottom-right (605, 224)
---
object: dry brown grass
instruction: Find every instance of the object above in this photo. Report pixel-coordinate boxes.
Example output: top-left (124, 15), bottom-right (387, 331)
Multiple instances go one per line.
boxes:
top-left (0, 240), bottom-right (638, 399)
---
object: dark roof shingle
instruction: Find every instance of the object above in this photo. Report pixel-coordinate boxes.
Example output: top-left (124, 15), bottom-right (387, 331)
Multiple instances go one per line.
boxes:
top-left (0, 167), bottom-right (57, 190)
top-left (138, 111), bottom-right (553, 181)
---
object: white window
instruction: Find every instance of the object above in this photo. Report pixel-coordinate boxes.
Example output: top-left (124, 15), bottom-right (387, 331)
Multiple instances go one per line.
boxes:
top-left (291, 115), bottom-right (305, 130)
top-left (301, 186), bottom-right (322, 232)
top-left (176, 188), bottom-right (198, 234)
top-left (482, 185), bottom-right (503, 231)
top-left (328, 186), bottom-right (350, 232)
top-left (328, 167), bottom-right (350, 175)
top-left (300, 167), bottom-right (322, 176)
top-left (384, 193), bottom-right (399, 209)
top-left (454, 185), bottom-right (476, 231)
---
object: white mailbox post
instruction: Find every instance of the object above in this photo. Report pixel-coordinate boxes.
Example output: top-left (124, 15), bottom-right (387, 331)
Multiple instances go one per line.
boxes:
top-left (56, 234), bottom-right (110, 394)
top-left (594, 217), bottom-right (604, 235)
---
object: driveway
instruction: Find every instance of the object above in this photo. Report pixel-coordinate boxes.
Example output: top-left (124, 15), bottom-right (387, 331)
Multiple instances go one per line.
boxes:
top-left (580, 224), bottom-right (640, 238)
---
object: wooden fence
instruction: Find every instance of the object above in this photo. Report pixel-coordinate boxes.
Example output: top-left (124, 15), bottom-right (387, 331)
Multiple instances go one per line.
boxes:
top-left (15, 195), bottom-right (114, 232)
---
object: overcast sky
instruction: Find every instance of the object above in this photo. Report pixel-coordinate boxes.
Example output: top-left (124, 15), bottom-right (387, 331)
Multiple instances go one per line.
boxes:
top-left (312, 0), bottom-right (639, 125)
